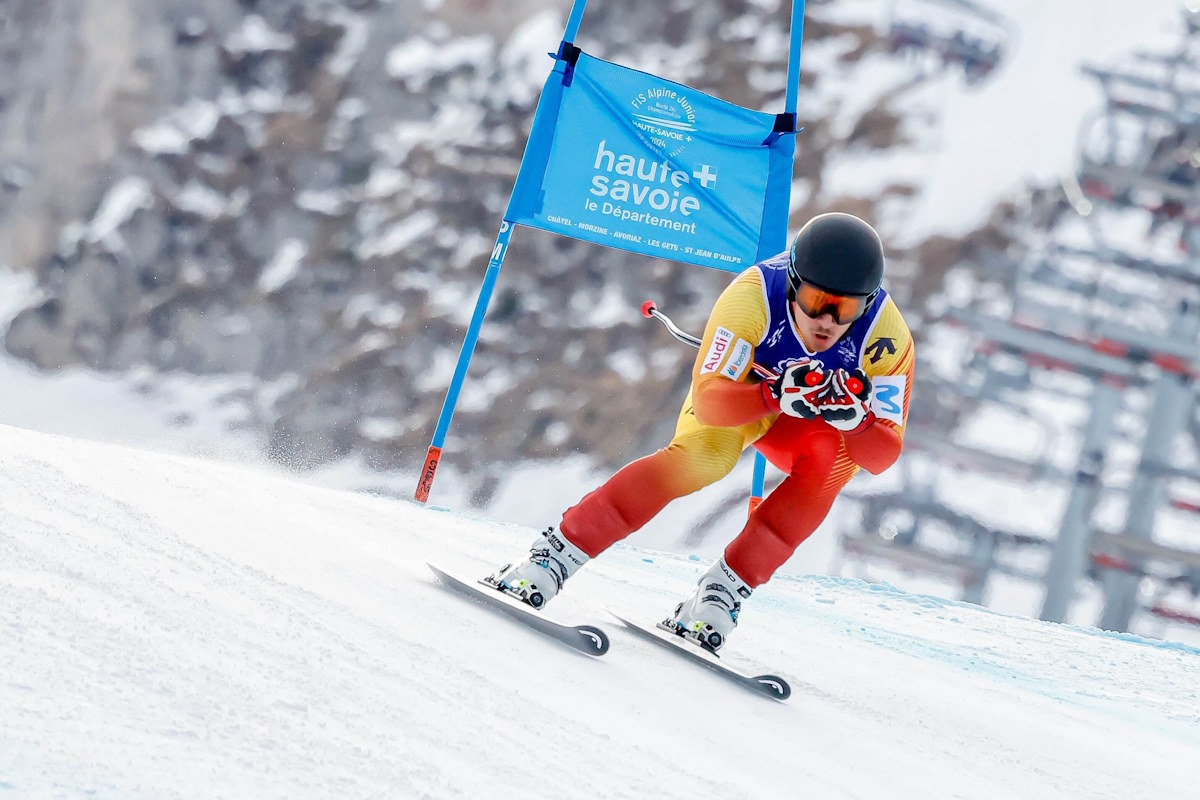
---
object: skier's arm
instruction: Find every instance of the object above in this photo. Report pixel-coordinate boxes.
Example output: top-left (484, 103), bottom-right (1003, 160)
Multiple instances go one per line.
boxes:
top-left (841, 299), bottom-right (915, 475)
top-left (841, 412), bottom-right (904, 474)
top-left (692, 377), bottom-right (780, 427)
top-left (689, 270), bottom-right (778, 428)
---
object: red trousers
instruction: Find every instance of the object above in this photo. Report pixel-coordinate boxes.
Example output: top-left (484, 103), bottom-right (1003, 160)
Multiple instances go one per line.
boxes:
top-left (559, 415), bottom-right (858, 587)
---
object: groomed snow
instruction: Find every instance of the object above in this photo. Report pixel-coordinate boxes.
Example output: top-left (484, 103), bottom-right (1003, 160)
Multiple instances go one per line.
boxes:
top-left (1, 424), bottom-right (1196, 798)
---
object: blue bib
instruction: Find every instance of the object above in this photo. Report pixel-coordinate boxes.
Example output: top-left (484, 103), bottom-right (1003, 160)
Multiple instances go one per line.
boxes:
top-left (752, 254), bottom-right (889, 376)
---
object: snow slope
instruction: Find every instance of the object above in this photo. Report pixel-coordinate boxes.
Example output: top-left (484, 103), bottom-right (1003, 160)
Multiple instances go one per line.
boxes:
top-left (1, 425), bottom-right (1196, 798)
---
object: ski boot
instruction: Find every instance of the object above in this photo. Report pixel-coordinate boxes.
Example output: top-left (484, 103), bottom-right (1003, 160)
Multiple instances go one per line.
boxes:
top-left (487, 527), bottom-right (589, 610)
top-left (666, 557), bottom-right (752, 652)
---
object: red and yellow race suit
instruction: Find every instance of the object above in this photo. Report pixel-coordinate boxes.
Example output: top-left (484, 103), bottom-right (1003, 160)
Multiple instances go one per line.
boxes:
top-left (560, 254), bottom-right (915, 585)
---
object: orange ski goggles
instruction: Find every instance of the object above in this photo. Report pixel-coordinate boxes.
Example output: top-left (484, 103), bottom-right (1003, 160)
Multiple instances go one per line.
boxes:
top-left (792, 280), bottom-right (877, 325)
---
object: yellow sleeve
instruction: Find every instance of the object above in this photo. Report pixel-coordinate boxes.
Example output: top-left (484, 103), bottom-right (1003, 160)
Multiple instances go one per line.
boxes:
top-left (861, 297), bottom-right (915, 435)
top-left (691, 268), bottom-right (769, 385)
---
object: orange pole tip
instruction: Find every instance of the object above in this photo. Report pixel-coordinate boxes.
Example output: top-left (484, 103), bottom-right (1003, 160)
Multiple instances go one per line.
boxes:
top-left (414, 446), bottom-right (443, 503)
top-left (747, 495), bottom-right (764, 517)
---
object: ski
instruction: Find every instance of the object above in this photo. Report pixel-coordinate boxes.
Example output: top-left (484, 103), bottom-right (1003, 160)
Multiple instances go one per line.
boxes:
top-left (607, 611), bottom-right (791, 701)
top-left (427, 563), bottom-right (610, 657)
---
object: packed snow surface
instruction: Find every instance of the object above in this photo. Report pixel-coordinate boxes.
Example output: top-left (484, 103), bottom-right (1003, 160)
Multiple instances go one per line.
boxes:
top-left (1, 424), bottom-right (1196, 798)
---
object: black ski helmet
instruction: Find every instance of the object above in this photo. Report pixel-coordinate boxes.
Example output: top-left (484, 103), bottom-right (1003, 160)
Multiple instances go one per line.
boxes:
top-left (787, 213), bottom-right (885, 299)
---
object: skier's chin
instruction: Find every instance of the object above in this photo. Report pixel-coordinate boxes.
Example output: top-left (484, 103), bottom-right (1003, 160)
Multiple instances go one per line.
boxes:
top-left (809, 332), bottom-right (835, 351)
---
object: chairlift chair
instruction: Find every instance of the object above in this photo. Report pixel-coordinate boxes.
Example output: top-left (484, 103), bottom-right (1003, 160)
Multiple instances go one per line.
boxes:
top-left (883, 0), bottom-right (1012, 83)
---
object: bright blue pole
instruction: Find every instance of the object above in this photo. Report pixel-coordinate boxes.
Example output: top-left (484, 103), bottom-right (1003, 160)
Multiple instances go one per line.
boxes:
top-left (750, 0), bottom-right (804, 516)
top-left (415, 221), bottom-right (514, 502)
top-left (564, 0), bottom-right (589, 42)
top-left (748, 453), bottom-right (768, 510)
top-left (785, 0), bottom-right (807, 115)
top-left (749, 452), bottom-right (768, 517)
top-left (431, 222), bottom-right (512, 447)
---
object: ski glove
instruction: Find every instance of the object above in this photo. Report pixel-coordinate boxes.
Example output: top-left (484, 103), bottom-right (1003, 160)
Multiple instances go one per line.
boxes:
top-left (817, 368), bottom-right (876, 433)
top-left (771, 358), bottom-right (830, 419)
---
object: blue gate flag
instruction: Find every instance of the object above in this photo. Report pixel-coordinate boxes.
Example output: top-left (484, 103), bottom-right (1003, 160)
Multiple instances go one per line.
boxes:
top-left (506, 50), bottom-right (796, 273)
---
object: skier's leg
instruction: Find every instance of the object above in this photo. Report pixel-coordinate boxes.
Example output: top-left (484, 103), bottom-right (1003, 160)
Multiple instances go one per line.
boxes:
top-left (725, 416), bottom-right (858, 587)
top-left (669, 417), bottom-right (856, 648)
top-left (561, 420), bottom-right (748, 558)
top-left (492, 395), bottom-right (761, 609)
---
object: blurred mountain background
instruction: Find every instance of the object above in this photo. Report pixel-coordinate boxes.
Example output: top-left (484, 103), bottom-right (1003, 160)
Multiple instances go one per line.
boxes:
top-left (2, 0), bottom-right (1198, 638)
top-left (0, 0), bottom-right (1032, 482)
top-left (0, 0), bottom-right (1025, 481)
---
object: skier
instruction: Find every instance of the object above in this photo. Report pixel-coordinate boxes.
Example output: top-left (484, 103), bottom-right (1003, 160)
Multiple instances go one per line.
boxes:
top-left (490, 212), bottom-right (915, 651)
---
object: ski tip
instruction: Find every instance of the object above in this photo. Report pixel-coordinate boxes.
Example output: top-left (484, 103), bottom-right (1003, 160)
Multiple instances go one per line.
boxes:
top-left (577, 624), bottom-right (610, 656)
top-left (754, 675), bottom-right (792, 701)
